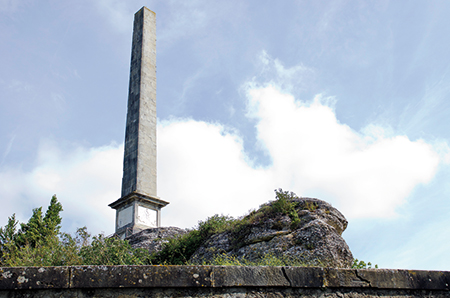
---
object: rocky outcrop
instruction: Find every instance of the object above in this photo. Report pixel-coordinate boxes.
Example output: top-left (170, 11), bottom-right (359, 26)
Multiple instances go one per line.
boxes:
top-left (190, 197), bottom-right (353, 268)
top-left (127, 227), bottom-right (186, 253)
top-left (127, 196), bottom-right (353, 268)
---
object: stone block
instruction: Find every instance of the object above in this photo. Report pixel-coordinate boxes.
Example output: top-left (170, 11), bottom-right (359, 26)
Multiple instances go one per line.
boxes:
top-left (357, 269), bottom-right (450, 290)
top-left (0, 267), bottom-right (69, 290)
top-left (283, 267), bottom-right (325, 287)
top-left (70, 265), bottom-right (214, 288)
top-left (212, 266), bottom-right (289, 287)
top-left (324, 268), bottom-right (370, 287)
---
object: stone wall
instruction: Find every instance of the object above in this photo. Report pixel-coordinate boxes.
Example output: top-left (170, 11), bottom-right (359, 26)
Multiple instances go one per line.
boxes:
top-left (0, 265), bottom-right (449, 297)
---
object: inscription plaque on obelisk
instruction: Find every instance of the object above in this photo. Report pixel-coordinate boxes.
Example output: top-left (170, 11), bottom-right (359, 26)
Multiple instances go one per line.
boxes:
top-left (109, 7), bottom-right (169, 239)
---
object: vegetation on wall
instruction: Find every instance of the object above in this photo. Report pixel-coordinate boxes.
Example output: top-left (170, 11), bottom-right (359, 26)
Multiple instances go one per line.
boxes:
top-left (352, 258), bottom-right (378, 269)
top-left (0, 192), bottom-right (376, 268)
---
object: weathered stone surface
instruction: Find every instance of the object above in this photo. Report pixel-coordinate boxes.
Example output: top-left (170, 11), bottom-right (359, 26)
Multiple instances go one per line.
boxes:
top-left (191, 197), bottom-right (353, 268)
top-left (356, 268), bottom-right (450, 290)
top-left (3, 287), bottom-right (450, 298)
top-left (70, 265), bottom-right (215, 288)
top-left (212, 266), bottom-right (289, 287)
top-left (284, 266), bottom-right (325, 287)
top-left (127, 227), bottom-right (187, 253)
top-left (324, 268), bottom-right (371, 287)
top-left (0, 267), bottom-right (69, 290)
top-left (1, 266), bottom-right (450, 295)
top-left (121, 6), bottom-right (157, 199)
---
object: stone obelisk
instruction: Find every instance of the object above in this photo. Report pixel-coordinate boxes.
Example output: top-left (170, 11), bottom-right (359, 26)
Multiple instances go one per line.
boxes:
top-left (109, 7), bottom-right (169, 239)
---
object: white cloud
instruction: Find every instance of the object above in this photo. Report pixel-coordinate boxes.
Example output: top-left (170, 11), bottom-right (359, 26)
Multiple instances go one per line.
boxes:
top-left (0, 140), bottom-right (122, 235)
top-left (246, 85), bottom-right (441, 218)
top-left (158, 119), bottom-right (271, 228)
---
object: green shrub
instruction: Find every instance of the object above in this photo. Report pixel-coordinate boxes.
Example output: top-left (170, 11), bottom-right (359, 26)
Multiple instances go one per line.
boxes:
top-left (273, 189), bottom-right (301, 229)
top-left (80, 233), bottom-right (150, 265)
top-left (352, 258), bottom-right (378, 269)
top-left (151, 215), bottom-right (236, 265)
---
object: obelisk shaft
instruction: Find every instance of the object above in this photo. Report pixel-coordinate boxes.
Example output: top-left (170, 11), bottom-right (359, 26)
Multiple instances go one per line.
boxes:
top-left (121, 7), bottom-right (157, 198)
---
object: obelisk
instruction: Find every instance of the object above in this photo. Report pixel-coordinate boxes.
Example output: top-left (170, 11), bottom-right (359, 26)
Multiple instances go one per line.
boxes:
top-left (109, 7), bottom-right (169, 239)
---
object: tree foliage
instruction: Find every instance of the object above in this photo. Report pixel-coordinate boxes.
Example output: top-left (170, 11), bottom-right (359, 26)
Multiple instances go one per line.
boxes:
top-left (15, 195), bottom-right (63, 249)
top-left (0, 196), bottom-right (151, 267)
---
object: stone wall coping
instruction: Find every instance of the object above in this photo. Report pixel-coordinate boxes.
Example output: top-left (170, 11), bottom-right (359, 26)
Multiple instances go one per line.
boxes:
top-left (0, 266), bottom-right (449, 291)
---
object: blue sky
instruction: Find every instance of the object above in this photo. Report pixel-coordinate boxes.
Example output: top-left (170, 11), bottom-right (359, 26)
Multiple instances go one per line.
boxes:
top-left (1, 0), bottom-right (450, 270)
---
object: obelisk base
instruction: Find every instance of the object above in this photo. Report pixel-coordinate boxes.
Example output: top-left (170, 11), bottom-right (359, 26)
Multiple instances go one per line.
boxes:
top-left (109, 193), bottom-right (169, 239)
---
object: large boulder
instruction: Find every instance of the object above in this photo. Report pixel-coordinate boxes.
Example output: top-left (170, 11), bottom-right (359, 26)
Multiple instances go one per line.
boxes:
top-left (190, 197), bottom-right (353, 268)
top-left (127, 227), bottom-right (187, 253)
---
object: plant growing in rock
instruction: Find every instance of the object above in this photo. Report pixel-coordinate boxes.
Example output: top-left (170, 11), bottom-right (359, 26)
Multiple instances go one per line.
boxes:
top-left (272, 188), bottom-right (301, 228)
top-left (204, 252), bottom-right (318, 267)
top-left (304, 201), bottom-right (319, 212)
top-left (150, 214), bottom-right (236, 265)
top-left (352, 258), bottom-right (378, 269)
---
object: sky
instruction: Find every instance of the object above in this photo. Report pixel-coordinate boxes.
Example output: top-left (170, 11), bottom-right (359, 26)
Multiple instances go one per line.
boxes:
top-left (1, 0), bottom-right (450, 270)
